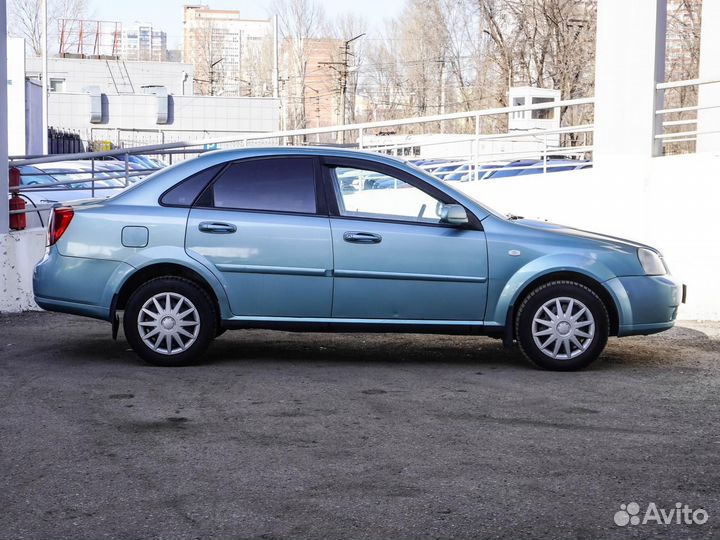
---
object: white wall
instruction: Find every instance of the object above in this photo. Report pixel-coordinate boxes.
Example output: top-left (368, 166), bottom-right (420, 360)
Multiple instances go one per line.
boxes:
top-left (7, 38), bottom-right (26, 156)
top-left (25, 80), bottom-right (43, 155)
top-left (45, 93), bottom-right (280, 147)
top-left (0, 229), bottom-right (46, 312)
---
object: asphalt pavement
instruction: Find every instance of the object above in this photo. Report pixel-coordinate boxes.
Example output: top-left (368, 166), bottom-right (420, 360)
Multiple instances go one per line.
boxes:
top-left (1, 312), bottom-right (718, 539)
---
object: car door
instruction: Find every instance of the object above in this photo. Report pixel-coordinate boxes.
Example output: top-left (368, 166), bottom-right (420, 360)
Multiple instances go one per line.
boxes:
top-left (322, 158), bottom-right (489, 321)
top-left (185, 156), bottom-right (333, 318)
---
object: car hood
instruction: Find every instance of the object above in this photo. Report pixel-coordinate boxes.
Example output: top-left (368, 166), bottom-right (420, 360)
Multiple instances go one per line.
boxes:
top-left (514, 218), bottom-right (655, 252)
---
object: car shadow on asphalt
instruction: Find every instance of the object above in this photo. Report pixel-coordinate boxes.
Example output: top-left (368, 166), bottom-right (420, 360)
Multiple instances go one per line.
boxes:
top-left (204, 331), bottom-right (529, 369)
top-left (9, 314), bottom-right (716, 371)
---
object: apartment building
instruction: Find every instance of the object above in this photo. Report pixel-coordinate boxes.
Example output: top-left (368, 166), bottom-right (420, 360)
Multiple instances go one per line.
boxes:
top-left (183, 5), bottom-right (273, 96)
top-left (121, 22), bottom-right (168, 62)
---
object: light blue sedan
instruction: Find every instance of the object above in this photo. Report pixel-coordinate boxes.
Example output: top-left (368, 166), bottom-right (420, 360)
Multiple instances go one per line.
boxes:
top-left (33, 148), bottom-right (684, 370)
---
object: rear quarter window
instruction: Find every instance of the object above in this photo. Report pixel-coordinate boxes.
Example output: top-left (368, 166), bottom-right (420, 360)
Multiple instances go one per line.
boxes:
top-left (160, 164), bottom-right (225, 207)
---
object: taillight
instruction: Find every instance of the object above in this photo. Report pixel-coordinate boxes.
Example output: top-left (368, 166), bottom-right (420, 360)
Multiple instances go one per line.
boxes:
top-left (47, 207), bottom-right (74, 246)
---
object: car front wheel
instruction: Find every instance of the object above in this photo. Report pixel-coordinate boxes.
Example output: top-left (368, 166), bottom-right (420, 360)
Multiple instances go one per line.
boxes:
top-left (515, 280), bottom-right (609, 371)
top-left (123, 276), bottom-right (217, 366)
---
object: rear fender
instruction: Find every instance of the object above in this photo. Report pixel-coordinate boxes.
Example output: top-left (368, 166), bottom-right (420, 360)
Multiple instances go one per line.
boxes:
top-left (116, 246), bottom-right (233, 319)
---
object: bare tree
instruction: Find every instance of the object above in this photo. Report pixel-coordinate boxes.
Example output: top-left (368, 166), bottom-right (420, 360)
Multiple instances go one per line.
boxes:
top-left (362, 0), bottom-right (448, 126)
top-left (8, 0), bottom-right (88, 56)
top-left (273, 0), bottom-right (326, 130)
top-left (243, 34), bottom-right (277, 97)
top-left (184, 17), bottom-right (226, 96)
top-left (475, 0), bottom-right (597, 135)
top-left (663, 0), bottom-right (702, 153)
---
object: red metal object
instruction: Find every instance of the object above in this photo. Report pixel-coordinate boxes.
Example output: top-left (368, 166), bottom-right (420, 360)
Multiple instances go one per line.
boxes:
top-left (8, 167), bottom-right (26, 231)
top-left (8, 166), bottom-right (20, 189)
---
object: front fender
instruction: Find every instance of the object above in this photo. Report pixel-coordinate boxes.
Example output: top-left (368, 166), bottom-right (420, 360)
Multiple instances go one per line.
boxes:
top-left (116, 246), bottom-right (233, 319)
top-left (487, 253), bottom-right (628, 328)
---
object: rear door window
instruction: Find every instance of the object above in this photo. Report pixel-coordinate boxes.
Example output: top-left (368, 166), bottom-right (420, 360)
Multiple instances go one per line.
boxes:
top-left (208, 157), bottom-right (317, 214)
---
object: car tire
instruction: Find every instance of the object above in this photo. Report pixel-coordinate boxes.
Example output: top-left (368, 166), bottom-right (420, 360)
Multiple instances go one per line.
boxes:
top-left (123, 276), bottom-right (217, 367)
top-left (515, 280), bottom-right (609, 371)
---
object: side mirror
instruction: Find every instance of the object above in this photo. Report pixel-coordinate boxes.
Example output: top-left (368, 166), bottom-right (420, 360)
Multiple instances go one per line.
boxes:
top-left (440, 204), bottom-right (469, 225)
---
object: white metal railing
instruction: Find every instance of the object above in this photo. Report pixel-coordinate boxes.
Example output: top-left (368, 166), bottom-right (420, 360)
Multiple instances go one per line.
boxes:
top-left (655, 77), bottom-right (720, 152)
top-left (8, 96), bottom-right (596, 220)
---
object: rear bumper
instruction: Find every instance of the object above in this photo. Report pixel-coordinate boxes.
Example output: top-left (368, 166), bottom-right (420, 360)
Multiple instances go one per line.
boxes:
top-left (33, 249), bottom-right (134, 321)
top-left (34, 295), bottom-right (111, 321)
top-left (605, 274), bottom-right (684, 337)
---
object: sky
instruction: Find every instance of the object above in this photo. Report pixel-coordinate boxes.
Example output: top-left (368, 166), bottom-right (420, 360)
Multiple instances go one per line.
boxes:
top-left (91, 0), bottom-right (405, 49)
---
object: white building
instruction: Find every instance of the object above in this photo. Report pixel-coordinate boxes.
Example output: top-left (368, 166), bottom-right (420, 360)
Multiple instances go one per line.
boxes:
top-left (48, 92), bottom-right (281, 149)
top-left (15, 43), bottom-right (280, 152)
top-left (26, 56), bottom-right (193, 96)
top-left (121, 22), bottom-right (168, 62)
top-left (183, 5), bottom-right (273, 96)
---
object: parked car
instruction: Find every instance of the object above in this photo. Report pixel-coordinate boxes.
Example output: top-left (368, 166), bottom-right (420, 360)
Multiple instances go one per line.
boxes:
top-left (101, 154), bottom-right (167, 170)
top-left (34, 147), bottom-right (684, 370)
top-left (484, 158), bottom-right (592, 179)
top-left (442, 163), bottom-right (507, 182)
top-left (483, 159), bottom-right (540, 179)
top-left (366, 172), bottom-right (405, 189)
top-left (429, 161), bottom-right (463, 180)
top-left (514, 159), bottom-right (592, 175)
top-left (13, 163), bottom-right (126, 228)
top-left (409, 158), bottom-right (448, 172)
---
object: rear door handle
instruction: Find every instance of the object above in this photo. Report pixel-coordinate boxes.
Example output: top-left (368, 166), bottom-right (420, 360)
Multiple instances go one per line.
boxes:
top-left (343, 231), bottom-right (382, 244)
top-left (198, 221), bottom-right (237, 234)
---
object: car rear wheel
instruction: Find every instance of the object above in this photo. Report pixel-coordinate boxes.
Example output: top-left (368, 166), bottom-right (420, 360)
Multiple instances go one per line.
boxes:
top-left (123, 277), bottom-right (217, 366)
top-left (515, 280), bottom-right (609, 371)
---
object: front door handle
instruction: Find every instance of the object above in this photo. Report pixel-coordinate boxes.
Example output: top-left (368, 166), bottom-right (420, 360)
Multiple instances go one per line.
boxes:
top-left (198, 221), bottom-right (237, 234)
top-left (343, 231), bottom-right (382, 244)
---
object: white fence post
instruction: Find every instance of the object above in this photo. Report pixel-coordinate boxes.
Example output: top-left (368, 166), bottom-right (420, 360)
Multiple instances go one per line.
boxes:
top-left (0, 0), bottom-right (9, 235)
top-left (697, 0), bottom-right (720, 152)
top-left (594, 0), bottom-right (666, 164)
top-left (474, 114), bottom-right (481, 182)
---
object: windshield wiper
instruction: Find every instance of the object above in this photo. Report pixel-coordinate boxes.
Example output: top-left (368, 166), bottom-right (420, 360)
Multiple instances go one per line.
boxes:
top-left (506, 213), bottom-right (524, 220)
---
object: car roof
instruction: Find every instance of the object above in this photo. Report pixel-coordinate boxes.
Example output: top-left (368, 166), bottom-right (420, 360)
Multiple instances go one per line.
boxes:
top-left (182, 146), bottom-right (424, 173)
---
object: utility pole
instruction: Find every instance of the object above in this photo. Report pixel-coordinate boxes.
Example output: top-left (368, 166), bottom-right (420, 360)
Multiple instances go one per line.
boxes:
top-left (439, 60), bottom-right (446, 134)
top-left (273, 14), bottom-right (279, 99)
top-left (319, 33), bottom-right (364, 145)
top-left (307, 86), bottom-right (321, 142)
top-left (209, 58), bottom-right (222, 96)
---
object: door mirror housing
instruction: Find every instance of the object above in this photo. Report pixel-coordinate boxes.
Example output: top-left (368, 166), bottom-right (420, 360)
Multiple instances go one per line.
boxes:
top-left (439, 204), bottom-right (469, 225)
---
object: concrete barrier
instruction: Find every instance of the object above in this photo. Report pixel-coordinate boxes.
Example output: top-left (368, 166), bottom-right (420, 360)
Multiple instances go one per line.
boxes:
top-left (0, 228), bottom-right (45, 312)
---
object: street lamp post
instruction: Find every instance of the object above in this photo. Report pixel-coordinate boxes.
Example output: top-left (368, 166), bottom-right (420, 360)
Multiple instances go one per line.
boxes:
top-left (41, 0), bottom-right (48, 154)
top-left (1, 0), bottom-right (9, 234)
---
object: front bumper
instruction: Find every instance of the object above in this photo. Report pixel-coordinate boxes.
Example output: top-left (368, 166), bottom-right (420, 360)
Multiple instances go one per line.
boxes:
top-left (605, 274), bottom-right (684, 337)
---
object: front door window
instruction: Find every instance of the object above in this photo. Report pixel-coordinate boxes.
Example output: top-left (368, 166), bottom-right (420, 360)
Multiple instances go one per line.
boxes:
top-left (331, 166), bottom-right (445, 224)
